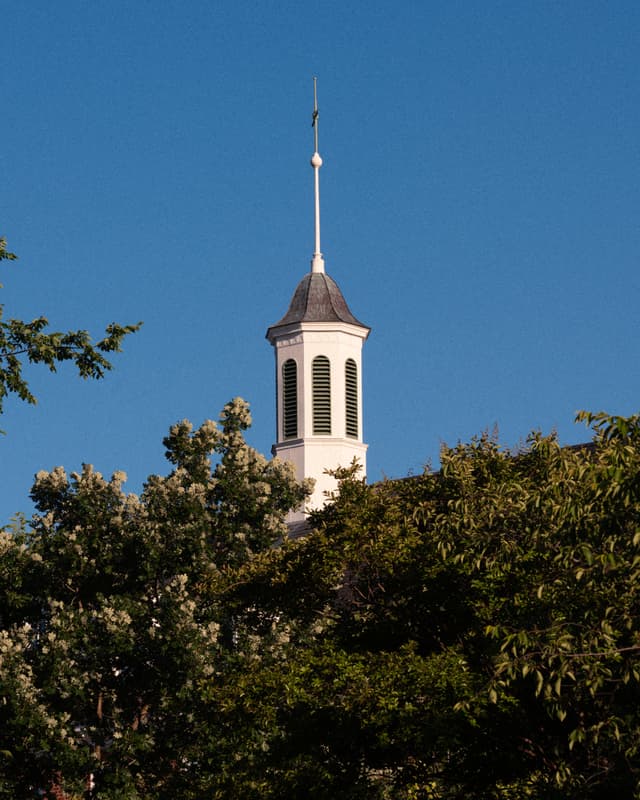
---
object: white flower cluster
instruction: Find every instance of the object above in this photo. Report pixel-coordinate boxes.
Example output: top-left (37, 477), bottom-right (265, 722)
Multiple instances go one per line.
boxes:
top-left (95, 605), bottom-right (133, 636)
top-left (34, 465), bottom-right (69, 491)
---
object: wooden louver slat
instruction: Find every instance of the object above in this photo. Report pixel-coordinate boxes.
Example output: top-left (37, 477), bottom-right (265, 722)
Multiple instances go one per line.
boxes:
top-left (345, 358), bottom-right (358, 438)
top-left (282, 359), bottom-right (297, 439)
top-left (312, 355), bottom-right (331, 435)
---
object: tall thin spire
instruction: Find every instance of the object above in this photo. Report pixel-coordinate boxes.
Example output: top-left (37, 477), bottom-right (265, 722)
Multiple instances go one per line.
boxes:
top-left (310, 76), bottom-right (325, 274)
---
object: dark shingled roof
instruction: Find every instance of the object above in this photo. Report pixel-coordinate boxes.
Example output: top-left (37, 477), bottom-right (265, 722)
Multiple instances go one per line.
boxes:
top-left (266, 272), bottom-right (370, 339)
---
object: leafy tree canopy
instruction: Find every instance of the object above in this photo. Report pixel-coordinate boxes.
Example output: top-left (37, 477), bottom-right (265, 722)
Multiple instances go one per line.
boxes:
top-left (0, 398), bottom-right (309, 798)
top-left (2, 408), bottom-right (640, 799)
top-left (0, 236), bottom-right (140, 417)
top-left (208, 411), bottom-right (640, 799)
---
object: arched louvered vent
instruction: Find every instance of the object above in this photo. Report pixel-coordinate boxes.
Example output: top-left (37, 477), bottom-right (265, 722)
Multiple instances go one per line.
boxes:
top-left (312, 355), bottom-right (331, 435)
top-left (345, 358), bottom-right (358, 438)
top-left (282, 359), bottom-right (298, 439)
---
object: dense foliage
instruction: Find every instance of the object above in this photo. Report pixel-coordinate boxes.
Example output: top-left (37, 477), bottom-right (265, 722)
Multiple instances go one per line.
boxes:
top-left (0, 399), bottom-right (308, 798)
top-left (0, 236), bottom-right (140, 417)
top-left (209, 411), bottom-right (640, 799)
top-left (2, 407), bottom-right (640, 798)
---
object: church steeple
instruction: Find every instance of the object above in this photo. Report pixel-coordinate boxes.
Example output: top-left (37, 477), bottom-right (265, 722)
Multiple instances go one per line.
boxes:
top-left (266, 80), bottom-right (370, 519)
top-left (310, 76), bottom-right (324, 275)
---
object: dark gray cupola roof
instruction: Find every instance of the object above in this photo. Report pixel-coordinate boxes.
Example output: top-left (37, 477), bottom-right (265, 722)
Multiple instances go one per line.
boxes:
top-left (266, 272), bottom-right (370, 341)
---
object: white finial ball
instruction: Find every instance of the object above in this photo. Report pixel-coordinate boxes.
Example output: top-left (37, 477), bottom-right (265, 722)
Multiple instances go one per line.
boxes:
top-left (310, 152), bottom-right (323, 168)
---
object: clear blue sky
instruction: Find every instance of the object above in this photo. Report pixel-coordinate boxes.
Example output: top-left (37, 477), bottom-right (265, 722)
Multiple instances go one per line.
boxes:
top-left (2, 0), bottom-right (639, 522)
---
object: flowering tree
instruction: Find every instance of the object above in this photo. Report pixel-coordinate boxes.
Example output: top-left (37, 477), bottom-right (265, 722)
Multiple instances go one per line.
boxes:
top-left (0, 399), bottom-right (308, 798)
top-left (4, 406), bottom-right (640, 798)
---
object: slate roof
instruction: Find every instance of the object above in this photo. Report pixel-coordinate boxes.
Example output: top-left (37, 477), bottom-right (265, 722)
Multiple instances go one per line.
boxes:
top-left (266, 272), bottom-right (370, 340)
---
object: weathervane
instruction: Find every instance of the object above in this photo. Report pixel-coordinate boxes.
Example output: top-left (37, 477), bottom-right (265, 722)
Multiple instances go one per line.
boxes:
top-left (310, 76), bottom-right (324, 273)
top-left (312, 76), bottom-right (319, 151)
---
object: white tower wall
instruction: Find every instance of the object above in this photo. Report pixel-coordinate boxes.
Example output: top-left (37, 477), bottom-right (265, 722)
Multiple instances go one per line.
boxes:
top-left (270, 320), bottom-right (368, 517)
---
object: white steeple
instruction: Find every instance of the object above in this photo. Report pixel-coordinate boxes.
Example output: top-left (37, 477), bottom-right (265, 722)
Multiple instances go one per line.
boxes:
top-left (266, 79), bottom-right (370, 520)
top-left (310, 76), bottom-right (325, 275)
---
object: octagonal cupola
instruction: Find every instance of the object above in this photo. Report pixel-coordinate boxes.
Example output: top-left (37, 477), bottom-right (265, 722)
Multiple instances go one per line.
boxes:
top-left (266, 80), bottom-right (370, 520)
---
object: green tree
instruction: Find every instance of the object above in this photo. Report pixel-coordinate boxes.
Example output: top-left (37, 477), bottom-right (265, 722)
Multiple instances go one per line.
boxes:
top-left (202, 414), bottom-right (640, 799)
top-left (0, 236), bottom-right (140, 417)
top-left (0, 399), bottom-right (309, 799)
top-left (3, 406), bottom-right (640, 799)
